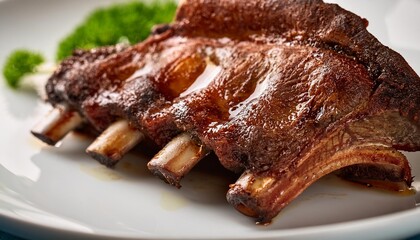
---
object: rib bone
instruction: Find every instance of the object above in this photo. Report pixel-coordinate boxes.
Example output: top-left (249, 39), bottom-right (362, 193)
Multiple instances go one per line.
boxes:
top-left (227, 144), bottom-right (412, 224)
top-left (86, 120), bottom-right (144, 167)
top-left (147, 133), bottom-right (209, 188)
top-left (31, 105), bottom-right (83, 146)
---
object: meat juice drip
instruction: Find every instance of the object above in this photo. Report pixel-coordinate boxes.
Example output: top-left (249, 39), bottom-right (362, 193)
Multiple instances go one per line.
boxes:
top-left (155, 53), bottom-right (207, 99)
top-left (179, 59), bottom-right (222, 98)
top-left (228, 73), bottom-right (271, 119)
top-left (199, 48), bottom-right (270, 123)
top-left (125, 60), bottom-right (154, 83)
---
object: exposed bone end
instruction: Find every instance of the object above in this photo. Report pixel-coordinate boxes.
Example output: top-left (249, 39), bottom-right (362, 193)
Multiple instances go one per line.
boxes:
top-left (147, 133), bottom-right (209, 188)
top-left (86, 120), bottom-right (144, 167)
top-left (227, 171), bottom-right (276, 220)
top-left (31, 105), bottom-right (83, 146)
top-left (227, 144), bottom-right (412, 224)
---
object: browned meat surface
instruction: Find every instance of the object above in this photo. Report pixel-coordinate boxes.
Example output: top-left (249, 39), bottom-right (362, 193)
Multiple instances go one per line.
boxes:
top-left (36, 0), bottom-right (420, 223)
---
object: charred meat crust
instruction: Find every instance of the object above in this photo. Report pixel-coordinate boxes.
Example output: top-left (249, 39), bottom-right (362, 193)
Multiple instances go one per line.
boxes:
top-left (41, 0), bottom-right (420, 222)
top-left (175, 0), bottom-right (420, 122)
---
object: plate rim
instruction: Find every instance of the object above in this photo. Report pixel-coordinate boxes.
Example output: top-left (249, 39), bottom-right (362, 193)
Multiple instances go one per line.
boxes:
top-left (1, 0), bottom-right (420, 239)
top-left (0, 197), bottom-right (419, 240)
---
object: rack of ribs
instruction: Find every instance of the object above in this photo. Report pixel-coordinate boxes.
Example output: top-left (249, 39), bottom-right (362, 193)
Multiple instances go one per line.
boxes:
top-left (31, 0), bottom-right (420, 223)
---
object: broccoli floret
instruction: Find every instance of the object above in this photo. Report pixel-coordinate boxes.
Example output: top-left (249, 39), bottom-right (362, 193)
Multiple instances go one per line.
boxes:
top-left (3, 1), bottom-right (176, 89)
top-left (56, 1), bottom-right (177, 60)
top-left (3, 49), bottom-right (45, 88)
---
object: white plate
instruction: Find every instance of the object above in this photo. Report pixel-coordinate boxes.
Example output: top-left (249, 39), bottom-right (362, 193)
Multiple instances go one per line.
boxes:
top-left (0, 0), bottom-right (419, 239)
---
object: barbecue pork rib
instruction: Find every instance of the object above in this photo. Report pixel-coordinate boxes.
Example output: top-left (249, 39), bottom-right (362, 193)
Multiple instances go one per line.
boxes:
top-left (32, 0), bottom-right (420, 223)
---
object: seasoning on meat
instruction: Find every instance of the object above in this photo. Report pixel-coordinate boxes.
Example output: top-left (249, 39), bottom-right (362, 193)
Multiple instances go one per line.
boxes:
top-left (32, 0), bottom-right (420, 223)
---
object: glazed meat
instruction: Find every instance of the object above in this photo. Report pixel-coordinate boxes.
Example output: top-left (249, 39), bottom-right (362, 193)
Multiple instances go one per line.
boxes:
top-left (32, 0), bottom-right (420, 223)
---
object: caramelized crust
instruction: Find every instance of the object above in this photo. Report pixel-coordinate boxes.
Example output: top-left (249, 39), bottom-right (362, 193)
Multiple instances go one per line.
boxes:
top-left (43, 0), bottom-right (420, 222)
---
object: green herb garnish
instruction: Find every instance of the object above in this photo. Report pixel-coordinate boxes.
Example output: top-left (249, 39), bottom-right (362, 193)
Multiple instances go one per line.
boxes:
top-left (3, 49), bottom-right (44, 89)
top-left (3, 1), bottom-right (177, 89)
top-left (56, 1), bottom-right (177, 60)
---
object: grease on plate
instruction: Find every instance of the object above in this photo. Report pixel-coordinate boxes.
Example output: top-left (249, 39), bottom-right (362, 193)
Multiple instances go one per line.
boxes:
top-left (27, 135), bottom-right (50, 149)
top-left (79, 164), bottom-right (122, 181)
top-left (160, 190), bottom-right (189, 211)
